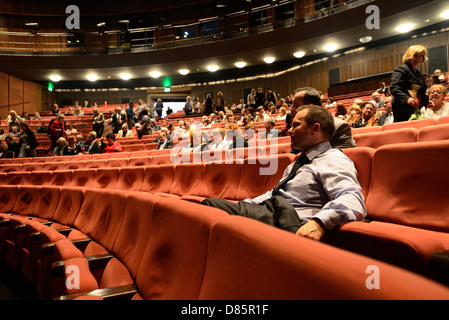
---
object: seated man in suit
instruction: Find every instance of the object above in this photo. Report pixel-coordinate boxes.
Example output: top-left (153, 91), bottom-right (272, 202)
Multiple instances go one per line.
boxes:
top-left (0, 142), bottom-right (14, 158)
top-left (263, 117), bottom-right (280, 139)
top-left (202, 105), bottom-right (366, 241)
top-left (85, 131), bottom-right (100, 154)
top-left (378, 96), bottom-right (394, 126)
top-left (291, 87), bottom-right (356, 150)
top-left (156, 132), bottom-right (174, 150)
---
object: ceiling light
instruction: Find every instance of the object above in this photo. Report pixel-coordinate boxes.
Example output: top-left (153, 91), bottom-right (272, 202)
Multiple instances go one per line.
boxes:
top-left (441, 10), bottom-right (449, 19)
top-left (49, 75), bottom-right (61, 82)
top-left (359, 36), bottom-right (372, 43)
top-left (86, 74), bottom-right (98, 81)
top-left (264, 57), bottom-right (275, 64)
top-left (396, 23), bottom-right (415, 33)
top-left (207, 65), bottom-right (219, 72)
top-left (120, 72), bottom-right (132, 80)
top-left (149, 71), bottom-right (161, 78)
top-left (235, 61), bottom-right (247, 68)
top-left (323, 43), bottom-right (339, 52)
top-left (293, 51), bottom-right (305, 58)
top-left (179, 69), bottom-right (190, 75)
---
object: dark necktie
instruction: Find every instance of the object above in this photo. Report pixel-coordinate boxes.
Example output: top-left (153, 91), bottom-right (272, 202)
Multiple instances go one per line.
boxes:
top-left (272, 152), bottom-right (310, 195)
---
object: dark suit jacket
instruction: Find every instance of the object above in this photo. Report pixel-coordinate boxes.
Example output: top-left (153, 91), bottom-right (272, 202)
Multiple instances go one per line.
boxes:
top-left (378, 112), bottom-right (394, 126)
top-left (0, 149), bottom-right (14, 158)
top-left (390, 63), bottom-right (428, 122)
top-left (157, 139), bottom-right (174, 150)
top-left (330, 118), bottom-right (356, 149)
top-left (87, 140), bottom-right (100, 154)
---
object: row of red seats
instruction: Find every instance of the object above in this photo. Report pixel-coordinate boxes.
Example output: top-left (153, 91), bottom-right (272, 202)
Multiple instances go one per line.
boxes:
top-left (352, 122), bottom-right (449, 149)
top-left (2, 184), bottom-right (449, 300)
top-left (0, 153), bottom-right (296, 201)
top-left (3, 140), bottom-right (449, 281)
top-left (0, 143), bottom-right (293, 173)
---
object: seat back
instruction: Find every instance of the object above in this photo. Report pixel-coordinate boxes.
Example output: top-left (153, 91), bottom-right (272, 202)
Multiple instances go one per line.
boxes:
top-left (366, 140), bottom-right (449, 232)
top-left (418, 123), bottom-right (449, 142)
top-left (381, 118), bottom-right (436, 131)
top-left (199, 215), bottom-right (449, 300)
top-left (342, 147), bottom-right (375, 200)
top-left (134, 196), bottom-right (226, 300)
top-left (353, 128), bottom-right (418, 149)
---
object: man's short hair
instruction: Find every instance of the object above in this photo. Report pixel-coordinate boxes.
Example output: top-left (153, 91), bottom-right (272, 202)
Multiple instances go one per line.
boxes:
top-left (295, 87), bottom-right (322, 106)
top-left (297, 105), bottom-right (335, 139)
top-left (88, 131), bottom-right (97, 139)
top-left (265, 117), bottom-right (275, 126)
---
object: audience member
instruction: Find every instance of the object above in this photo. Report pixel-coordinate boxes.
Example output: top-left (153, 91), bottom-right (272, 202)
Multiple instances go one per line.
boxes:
top-left (265, 86), bottom-right (277, 107)
top-left (85, 132), bottom-right (100, 154)
top-left (353, 102), bottom-right (379, 128)
top-left (103, 133), bottom-right (122, 153)
top-left (49, 114), bottom-right (66, 150)
top-left (6, 110), bottom-right (23, 132)
top-left (419, 84), bottom-right (449, 120)
top-left (291, 87), bottom-right (356, 149)
top-left (378, 96), bottom-right (394, 126)
top-left (390, 45), bottom-right (429, 122)
top-left (254, 106), bottom-right (269, 122)
top-left (126, 102), bottom-right (136, 128)
top-left (4, 136), bottom-right (19, 157)
top-left (247, 88), bottom-right (256, 109)
top-left (155, 98), bottom-right (164, 117)
top-left (0, 142), bottom-right (13, 159)
top-left (52, 137), bottom-right (67, 156)
top-left (17, 122), bottom-right (38, 158)
top-left (110, 107), bottom-right (126, 134)
top-left (209, 128), bottom-right (232, 151)
top-left (263, 118), bottom-right (280, 139)
top-left (92, 107), bottom-right (105, 138)
top-left (63, 135), bottom-right (82, 156)
top-left (201, 104), bottom-right (366, 240)
top-left (117, 123), bottom-right (133, 138)
top-left (156, 132), bottom-right (174, 150)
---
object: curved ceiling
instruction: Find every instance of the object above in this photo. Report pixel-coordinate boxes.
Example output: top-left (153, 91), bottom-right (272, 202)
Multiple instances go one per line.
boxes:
top-left (0, 0), bottom-right (448, 89)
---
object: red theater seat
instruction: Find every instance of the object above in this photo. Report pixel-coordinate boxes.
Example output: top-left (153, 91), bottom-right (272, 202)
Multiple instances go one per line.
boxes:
top-left (418, 123), bottom-right (449, 142)
top-left (326, 140), bottom-right (449, 276)
top-left (353, 128), bottom-right (418, 149)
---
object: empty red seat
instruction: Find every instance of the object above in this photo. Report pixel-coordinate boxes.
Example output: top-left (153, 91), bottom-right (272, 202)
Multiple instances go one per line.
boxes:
top-left (418, 123), bottom-right (449, 142)
top-left (353, 128), bottom-right (418, 149)
top-left (199, 214), bottom-right (449, 300)
top-left (381, 118), bottom-right (436, 131)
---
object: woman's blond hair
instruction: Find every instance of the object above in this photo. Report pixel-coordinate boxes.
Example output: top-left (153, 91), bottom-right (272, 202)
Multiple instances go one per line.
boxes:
top-left (403, 45), bottom-right (428, 64)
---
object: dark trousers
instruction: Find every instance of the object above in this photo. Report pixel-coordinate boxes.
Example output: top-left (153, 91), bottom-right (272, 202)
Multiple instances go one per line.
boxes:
top-left (201, 196), bottom-right (307, 234)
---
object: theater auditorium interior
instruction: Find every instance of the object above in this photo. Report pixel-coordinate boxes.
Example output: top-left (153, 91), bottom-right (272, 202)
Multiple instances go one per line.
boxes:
top-left (1, 0), bottom-right (449, 306)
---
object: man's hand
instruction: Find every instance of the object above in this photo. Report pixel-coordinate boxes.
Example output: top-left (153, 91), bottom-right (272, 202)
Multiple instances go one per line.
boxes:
top-left (296, 219), bottom-right (325, 241)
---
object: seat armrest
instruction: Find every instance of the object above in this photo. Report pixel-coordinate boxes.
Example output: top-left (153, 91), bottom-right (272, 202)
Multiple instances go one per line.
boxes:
top-left (55, 284), bottom-right (138, 300)
top-left (429, 250), bottom-right (449, 286)
top-left (50, 253), bottom-right (115, 277)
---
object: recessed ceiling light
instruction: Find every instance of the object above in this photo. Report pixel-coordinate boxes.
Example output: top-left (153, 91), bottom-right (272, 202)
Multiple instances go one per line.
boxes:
top-left (86, 74), bottom-right (98, 81)
top-left (441, 10), bottom-right (449, 19)
top-left (120, 72), bottom-right (132, 80)
top-left (396, 23), bottom-right (415, 33)
top-left (49, 75), bottom-right (61, 82)
top-left (359, 36), bottom-right (372, 43)
top-left (207, 65), bottom-right (219, 72)
top-left (149, 71), bottom-right (161, 78)
top-left (179, 69), bottom-right (190, 75)
top-left (323, 43), bottom-right (339, 52)
top-left (263, 57), bottom-right (275, 64)
top-left (235, 61), bottom-right (247, 68)
top-left (293, 51), bottom-right (305, 58)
